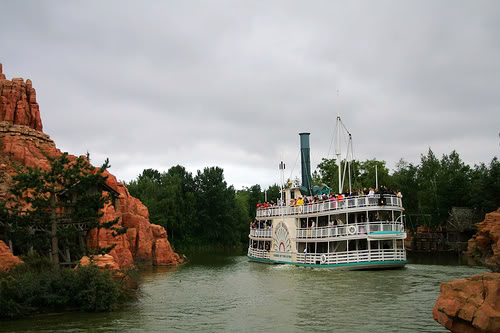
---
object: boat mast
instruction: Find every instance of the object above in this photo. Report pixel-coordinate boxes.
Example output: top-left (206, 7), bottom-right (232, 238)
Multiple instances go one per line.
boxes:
top-left (335, 116), bottom-right (342, 193)
top-left (348, 133), bottom-right (352, 194)
top-left (335, 116), bottom-right (354, 194)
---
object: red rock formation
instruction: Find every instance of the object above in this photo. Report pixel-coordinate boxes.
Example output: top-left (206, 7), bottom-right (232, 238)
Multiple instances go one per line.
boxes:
top-left (0, 64), bottom-right (184, 269)
top-left (153, 238), bottom-right (184, 266)
top-left (467, 208), bottom-right (500, 270)
top-left (78, 254), bottom-right (121, 271)
top-left (433, 272), bottom-right (500, 332)
top-left (0, 65), bottom-right (42, 131)
top-left (0, 240), bottom-right (23, 271)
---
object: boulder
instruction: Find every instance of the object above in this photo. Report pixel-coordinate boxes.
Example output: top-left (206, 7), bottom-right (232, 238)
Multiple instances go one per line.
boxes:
top-left (467, 208), bottom-right (500, 270)
top-left (78, 254), bottom-right (120, 271)
top-left (153, 238), bottom-right (184, 266)
top-left (433, 272), bottom-right (500, 332)
top-left (0, 240), bottom-right (23, 271)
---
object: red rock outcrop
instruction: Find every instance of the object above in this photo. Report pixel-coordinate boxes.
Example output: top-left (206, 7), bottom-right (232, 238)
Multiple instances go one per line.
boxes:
top-left (0, 64), bottom-right (184, 269)
top-left (0, 240), bottom-right (23, 271)
top-left (78, 254), bottom-right (121, 271)
top-left (0, 64), bottom-right (42, 131)
top-left (433, 272), bottom-right (500, 332)
top-left (467, 208), bottom-right (500, 270)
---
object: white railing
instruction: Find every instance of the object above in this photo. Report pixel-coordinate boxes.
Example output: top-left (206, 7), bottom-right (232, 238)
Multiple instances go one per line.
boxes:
top-left (249, 228), bottom-right (273, 238)
top-left (256, 194), bottom-right (403, 218)
top-left (248, 248), bottom-right (271, 259)
top-left (296, 249), bottom-right (406, 265)
top-left (296, 221), bottom-right (404, 239)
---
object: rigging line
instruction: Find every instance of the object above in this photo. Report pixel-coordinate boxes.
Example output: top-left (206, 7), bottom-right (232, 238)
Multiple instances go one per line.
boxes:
top-left (339, 117), bottom-right (351, 136)
top-left (327, 126), bottom-right (336, 159)
top-left (289, 149), bottom-right (300, 182)
top-left (341, 128), bottom-right (349, 156)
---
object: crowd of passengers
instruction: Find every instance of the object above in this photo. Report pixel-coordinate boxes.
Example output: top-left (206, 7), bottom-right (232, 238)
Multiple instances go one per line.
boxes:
top-left (256, 186), bottom-right (402, 209)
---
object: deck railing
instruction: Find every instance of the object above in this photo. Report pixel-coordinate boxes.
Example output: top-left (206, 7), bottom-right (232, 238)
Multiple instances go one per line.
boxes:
top-left (248, 248), bottom-right (271, 259)
top-left (296, 248), bottom-right (406, 265)
top-left (249, 228), bottom-right (273, 238)
top-left (256, 194), bottom-right (402, 218)
top-left (295, 221), bottom-right (404, 239)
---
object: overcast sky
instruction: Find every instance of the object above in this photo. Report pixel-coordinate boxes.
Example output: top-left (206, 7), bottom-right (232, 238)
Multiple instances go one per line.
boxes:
top-left (1, 1), bottom-right (499, 189)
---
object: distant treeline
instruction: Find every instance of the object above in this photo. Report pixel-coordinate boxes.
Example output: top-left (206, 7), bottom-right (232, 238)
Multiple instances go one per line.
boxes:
top-left (127, 149), bottom-right (499, 249)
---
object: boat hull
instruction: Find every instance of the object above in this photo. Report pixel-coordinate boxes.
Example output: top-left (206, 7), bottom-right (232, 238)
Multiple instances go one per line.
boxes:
top-left (248, 255), bottom-right (407, 270)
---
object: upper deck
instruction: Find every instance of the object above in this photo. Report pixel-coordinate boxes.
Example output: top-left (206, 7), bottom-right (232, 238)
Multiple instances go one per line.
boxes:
top-left (256, 194), bottom-right (403, 218)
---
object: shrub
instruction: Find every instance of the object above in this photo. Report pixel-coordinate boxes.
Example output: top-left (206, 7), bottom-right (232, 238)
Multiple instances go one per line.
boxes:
top-left (0, 253), bottom-right (136, 319)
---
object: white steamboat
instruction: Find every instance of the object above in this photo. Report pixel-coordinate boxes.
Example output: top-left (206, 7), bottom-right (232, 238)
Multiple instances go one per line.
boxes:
top-left (248, 118), bottom-right (407, 269)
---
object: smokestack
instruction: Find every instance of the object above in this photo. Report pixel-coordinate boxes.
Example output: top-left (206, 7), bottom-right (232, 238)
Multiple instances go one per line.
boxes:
top-left (299, 133), bottom-right (311, 196)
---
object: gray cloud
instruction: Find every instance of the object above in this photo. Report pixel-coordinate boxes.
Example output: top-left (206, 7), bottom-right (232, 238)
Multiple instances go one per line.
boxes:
top-left (1, 0), bottom-right (499, 188)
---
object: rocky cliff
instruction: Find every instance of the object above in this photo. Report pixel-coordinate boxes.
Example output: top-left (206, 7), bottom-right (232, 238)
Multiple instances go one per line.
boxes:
top-left (0, 240), bottom-right (23, 271)
top-left (433, 272), bottom-right (500, 332)
top-left (0, 64), bottom-right (42, 132)
top-left (467, 208), bottom-right (500, 270)
top-left (0, 64), bottom-right (183, 269)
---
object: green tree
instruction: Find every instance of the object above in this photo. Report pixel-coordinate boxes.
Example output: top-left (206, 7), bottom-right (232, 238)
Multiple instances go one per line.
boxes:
top-left (4, 153), bottom-right (123, 268)
top-left (314, 158), bottom-right (339, 190)
top-left (194, 167), bottom-right (240, 245)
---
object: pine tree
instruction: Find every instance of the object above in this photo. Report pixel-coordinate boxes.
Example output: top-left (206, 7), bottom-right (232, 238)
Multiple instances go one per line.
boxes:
top-left (2, 153), bottom-right (125, 269)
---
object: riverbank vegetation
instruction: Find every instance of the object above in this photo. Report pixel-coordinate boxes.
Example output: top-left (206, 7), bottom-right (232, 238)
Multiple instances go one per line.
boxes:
top-left (128, 149), bottom-right (499, 250)
top-left (0, 254), bottom-right (137, 319)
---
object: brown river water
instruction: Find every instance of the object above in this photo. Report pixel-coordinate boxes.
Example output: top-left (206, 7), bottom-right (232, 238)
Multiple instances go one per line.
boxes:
top-left (0, 252), bottom-right (487, 332)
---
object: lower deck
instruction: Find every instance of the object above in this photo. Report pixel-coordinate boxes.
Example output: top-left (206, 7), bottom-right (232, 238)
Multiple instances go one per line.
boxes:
top-left (248, 254), bottom-right (407, 270)
top-left (248, 241), bottom-right (407, 269)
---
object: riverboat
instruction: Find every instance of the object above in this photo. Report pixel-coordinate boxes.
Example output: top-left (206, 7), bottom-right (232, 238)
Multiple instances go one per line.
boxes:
top-left (248, 119), bottom-right (407, 270)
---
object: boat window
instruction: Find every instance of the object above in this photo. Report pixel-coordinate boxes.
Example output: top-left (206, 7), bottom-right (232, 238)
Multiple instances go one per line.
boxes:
top-left (370, 240), bottom-right (379, 249)
top-left (330, 240), bottom-right (347, 252)
top-left (357, 239), bottom-right (368, 251)
top-left (348, 213), bottom-right (357, 223)
top-left (377, 211), bottom-right (391, 221)
top-left (317, 242), bottom-right (328, 254)
top-left (297, 243), bottom-right (306, 253)
top-left (318, 215), bottom-right (328, 227)
top-left (396, 240), bottom-right (403, 249)
top-left (382, 240), bottom-right (393, 249)
top-left (348, 240), bottom-right (356, 251)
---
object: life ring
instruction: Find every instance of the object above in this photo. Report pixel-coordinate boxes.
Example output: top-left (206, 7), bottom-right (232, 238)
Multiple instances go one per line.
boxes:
top-left (320, 254), bottom-right (327, 264)
top-left (347, 225), bottom-right (357, 235)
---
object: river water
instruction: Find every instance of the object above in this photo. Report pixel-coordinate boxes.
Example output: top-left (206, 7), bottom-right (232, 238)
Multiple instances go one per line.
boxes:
top-left (0, 252), bottom-right (487, 332)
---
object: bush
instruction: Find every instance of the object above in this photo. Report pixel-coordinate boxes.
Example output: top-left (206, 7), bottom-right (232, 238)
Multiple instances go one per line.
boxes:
top-left (0, 253), bottom-right (136, 319)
